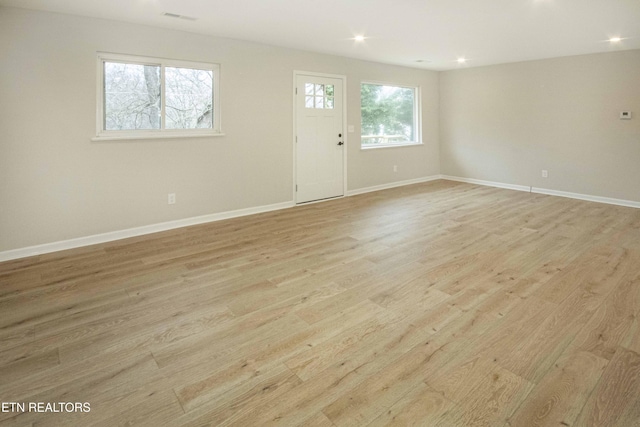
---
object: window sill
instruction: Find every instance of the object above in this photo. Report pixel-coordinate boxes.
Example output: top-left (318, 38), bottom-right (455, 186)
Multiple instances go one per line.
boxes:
top-left (361, 142), bottom-right (423, 150)
top-left (91, 132), bottom-right (225, 142)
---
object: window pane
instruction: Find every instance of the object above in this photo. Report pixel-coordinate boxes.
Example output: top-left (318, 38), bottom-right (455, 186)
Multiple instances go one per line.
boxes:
top-left (325, 85), bottom-right (334, 96)
top-left (104, 62), bottom-right (160, 130)
top-left (305, 96), bottom-right (314, 108)
top-left (315, 84), bottom-right (324, 96)
top-left (361, 83), bottom-right (415, 145)
top-left (326, 97), bottom-right (334, 109)
top-left (165, 67), bottom-right (213, 129)
top-left (315, 96), bottom-right (324, 109)
top-left (305, 83), bottom-right (314, 95)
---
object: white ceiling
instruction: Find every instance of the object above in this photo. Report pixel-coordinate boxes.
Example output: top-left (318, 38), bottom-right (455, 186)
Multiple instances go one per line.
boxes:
top-left (2, 0), bottom-right (639, 70)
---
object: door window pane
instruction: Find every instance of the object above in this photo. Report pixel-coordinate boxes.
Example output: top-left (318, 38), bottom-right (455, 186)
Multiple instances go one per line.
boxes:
top-left (305, 83), bottom-right (314, 95)
top-left (304, 83), bottom-right (336, 109)
top-left (325, 85), bottom-right (334, 96)
top-left (305, 96), bottom-right (314, 108)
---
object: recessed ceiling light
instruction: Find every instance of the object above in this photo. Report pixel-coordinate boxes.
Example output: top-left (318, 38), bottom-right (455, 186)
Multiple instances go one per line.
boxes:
top-left (457, 57), bottom-right (467, 64)
top-left (609, 37), bottom-right (622, 43)
top-left (354, 35), bottom-right (366, 42)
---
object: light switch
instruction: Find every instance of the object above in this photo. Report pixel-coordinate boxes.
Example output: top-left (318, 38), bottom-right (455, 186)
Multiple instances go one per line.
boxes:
top-left (620, 111), bottom-right (632, 120)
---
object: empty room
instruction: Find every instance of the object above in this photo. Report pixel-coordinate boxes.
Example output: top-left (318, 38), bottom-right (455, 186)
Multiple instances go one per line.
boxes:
top-left (1, 0), bottom-right (640, 426)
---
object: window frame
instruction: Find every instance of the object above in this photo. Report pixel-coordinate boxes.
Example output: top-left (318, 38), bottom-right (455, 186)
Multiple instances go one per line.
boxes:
top-left (360, 80), bottom-right (422, 150)
top-left (94, 52), bottom-right (222, 141)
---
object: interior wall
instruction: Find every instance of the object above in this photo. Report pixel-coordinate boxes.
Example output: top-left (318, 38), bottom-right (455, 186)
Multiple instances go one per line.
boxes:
top-left (0, 7), bottom-right (439, 252)
top-left (440, 49), bottom-right (640, 202)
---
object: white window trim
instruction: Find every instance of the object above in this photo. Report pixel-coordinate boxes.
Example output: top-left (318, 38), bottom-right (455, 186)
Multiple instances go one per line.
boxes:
top-left (360, 141), bottom-right (423, 150)
top-left (360, 80), bottom-right (422, 149)
top-left (93, 52), bottom-right (222, 141)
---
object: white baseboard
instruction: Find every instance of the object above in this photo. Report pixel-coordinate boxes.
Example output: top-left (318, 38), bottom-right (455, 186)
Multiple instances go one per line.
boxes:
top-left (346, 175), bottom-right (442, 197)
top-left (0, 201), bottom-right (295, 262)
top-left (3, 174), bottom-right (442, 262)
top-left (440, 175), bottom-right (531, 192)
top-left (441, 174), bottom-right (640, 209)
top-left (5, 175), bottom-right (637, 263)
top-left (531, 187), bottom-right (640, 209)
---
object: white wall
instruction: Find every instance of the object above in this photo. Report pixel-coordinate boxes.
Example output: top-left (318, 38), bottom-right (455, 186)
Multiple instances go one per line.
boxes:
top-left (3, 6), bottom-right (638, 257)
top-left (440, 50), bottom-right (640, 202)
top-left (0, 7), bottom-right (440, 253)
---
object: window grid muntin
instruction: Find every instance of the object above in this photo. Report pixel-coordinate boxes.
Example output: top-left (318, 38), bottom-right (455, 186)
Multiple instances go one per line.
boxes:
top-left (304, 83), bottom-right (334, 109)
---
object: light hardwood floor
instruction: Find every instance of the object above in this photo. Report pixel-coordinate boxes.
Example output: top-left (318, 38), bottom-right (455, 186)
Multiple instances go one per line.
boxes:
top-left (1, 180), bottom-right (640, 427)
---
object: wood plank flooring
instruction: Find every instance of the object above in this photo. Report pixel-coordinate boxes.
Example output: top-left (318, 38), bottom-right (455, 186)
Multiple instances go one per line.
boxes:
top-left (1, 180), bottom-right (640, 426)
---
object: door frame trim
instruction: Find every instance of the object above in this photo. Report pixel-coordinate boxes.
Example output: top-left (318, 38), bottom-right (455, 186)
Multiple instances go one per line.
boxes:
top-left (293, 70), bottom-right (348, 204)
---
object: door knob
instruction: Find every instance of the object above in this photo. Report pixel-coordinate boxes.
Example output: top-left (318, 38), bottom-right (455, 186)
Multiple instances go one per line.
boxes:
top-left (338, 141), bottom-right (344, 146)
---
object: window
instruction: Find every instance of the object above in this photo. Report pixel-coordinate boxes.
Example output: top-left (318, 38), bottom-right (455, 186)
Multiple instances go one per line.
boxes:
top-left (304, 83), bottom-right (334, 109)
top-left (360, 82), bottom-right (421, 148)
top-left (95, 53), bottom-right (221, 140)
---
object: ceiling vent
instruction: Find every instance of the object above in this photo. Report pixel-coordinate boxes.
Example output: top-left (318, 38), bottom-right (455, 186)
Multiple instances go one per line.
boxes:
top-left (162, 12), bottom-right (197, 21)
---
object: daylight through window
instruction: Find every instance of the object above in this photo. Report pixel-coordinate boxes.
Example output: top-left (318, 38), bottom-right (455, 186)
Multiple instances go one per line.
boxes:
top-left (304, 83), bottom-right (334, 109)
top-left (360, 82), bottom-right (420, 148)
top-left (97, 53), bottom-right (220, 139)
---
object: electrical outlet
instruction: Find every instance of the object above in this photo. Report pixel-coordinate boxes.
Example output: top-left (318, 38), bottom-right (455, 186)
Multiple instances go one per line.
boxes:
top-left (541, 170), bottom-right (548, 178)
top-left (393, 165), bottom-right (398, 172)
top-left (168, 193), bottom-right (176, 205)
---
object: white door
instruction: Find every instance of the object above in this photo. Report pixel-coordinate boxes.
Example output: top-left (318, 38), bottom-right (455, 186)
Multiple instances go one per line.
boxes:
top-left (295, 74), bottom-right (344, 204)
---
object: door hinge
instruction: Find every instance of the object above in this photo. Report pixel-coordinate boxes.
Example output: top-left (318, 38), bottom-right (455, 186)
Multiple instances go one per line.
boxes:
top-left (295, 87), bottom-right (298, 95)
top-left (296, 185), bottom-right (298, 191)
